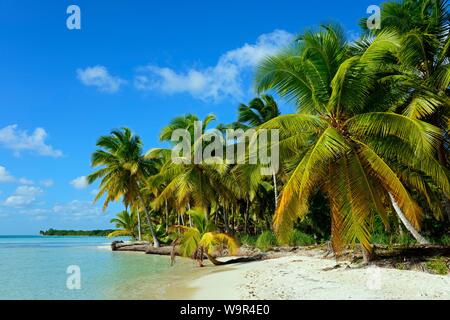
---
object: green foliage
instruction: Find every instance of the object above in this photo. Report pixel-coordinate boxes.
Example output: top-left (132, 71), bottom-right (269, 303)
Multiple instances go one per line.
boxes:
top-left (426, 258), bottom-right (449, 275)
top-left (171, 209), bottom-right (239, 266)
top-left (256, 231), bottom-right (278, 251)
top-left (288, 230), bottom-right (316, 246)
top-left (395, 233), bottom-right (416, 246)
top-left (440, 235), bottom-right (450, 246)
top-left (239, 234), bottom-right (258, 246)
top-left (40, 229), bottom-right (115, 237)
top-left (84, 0), bottom-right (450, 258)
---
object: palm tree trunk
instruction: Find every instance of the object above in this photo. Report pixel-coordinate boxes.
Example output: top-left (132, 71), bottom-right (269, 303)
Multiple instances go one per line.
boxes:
top-left (397, 216), bottom-right (404, 237)
top-left (220, 209), bottom-right (229, 233)
top-left (138, 196), bottom-right (160, 248)
top-left (244, 200), bottom-right (249, 234)
top-left (165, 200), bottom-right (169, 233)
top-left (272, 171), bottom-right (278, 209)
top-left (136, 211), bottom-right (142, 241)
top-left (144, 212), bottom-right (160, 248)
top-left (362, 247), bottom-right (373, 264)
top-left (187, 203), bottom-right (193, 227)
top-left (389, 193), bottom-right (429, 245)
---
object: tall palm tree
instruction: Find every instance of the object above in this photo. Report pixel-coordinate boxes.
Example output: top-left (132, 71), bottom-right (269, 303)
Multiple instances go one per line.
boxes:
top-left (87, 128), bottom-right (160, 247)
top-left (255, 25), bottom-right (449, 258)
top-left (108, 211), bottom-right (138, 239)
top-left (237, 95), bottom-right (282, 209)
top-left (147, 114), bottom-right (234, 223)
top-left (362, 0), bottom-right (450, 221)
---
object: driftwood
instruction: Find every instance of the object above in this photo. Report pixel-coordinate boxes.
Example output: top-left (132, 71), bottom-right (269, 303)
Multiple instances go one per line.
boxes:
top-left (145, 246), bottom-right (180, 256)
top-left (207, 253), bottom-right (267, 266)
top-left (111, 241), bottom-right (149, 252)
top-left (373, 245), bottom-right (450, 259)
top-left (111, 241), bottom-right (268, 266)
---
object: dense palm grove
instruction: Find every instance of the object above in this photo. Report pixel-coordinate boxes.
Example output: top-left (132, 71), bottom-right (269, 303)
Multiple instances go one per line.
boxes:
top-left (88, 0), bottom-right (450, 263)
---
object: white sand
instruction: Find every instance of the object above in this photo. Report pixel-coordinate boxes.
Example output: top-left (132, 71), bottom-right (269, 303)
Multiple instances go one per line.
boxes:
top-left (186, 254), bottom-right (450, 300)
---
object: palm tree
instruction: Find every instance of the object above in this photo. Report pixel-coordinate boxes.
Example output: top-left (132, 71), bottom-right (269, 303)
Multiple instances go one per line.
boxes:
top-left (87, 128), bottom-right (160, 247)
top-left (147, 114), bottom-right (235, 224)
top-left (237, 95), bottom-right (281, 209)
top-left (171, 210), bottom-right (239, 267)
top-left (237, 95), bottom-right (281, 129)
top-left (107, 211), bottom-right (138, 239)
top-left (255, 25), bottom-right (449, 259)
top-left (362, 0), bottom-right (450, 221)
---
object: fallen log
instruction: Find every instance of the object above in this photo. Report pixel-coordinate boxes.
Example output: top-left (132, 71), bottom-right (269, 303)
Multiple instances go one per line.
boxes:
top-left (207, 253), bottom-right (268, 266)
top-left (111, 241), bottom-right (151, 252)
top-left (374, 245), bottom-right (450, 259)
top-left (145, 246), bottom-right (179, 256)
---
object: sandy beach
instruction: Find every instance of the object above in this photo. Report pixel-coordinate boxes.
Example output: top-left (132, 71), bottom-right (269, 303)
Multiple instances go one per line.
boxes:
top-left (182, 252), bottom-right (450, 300)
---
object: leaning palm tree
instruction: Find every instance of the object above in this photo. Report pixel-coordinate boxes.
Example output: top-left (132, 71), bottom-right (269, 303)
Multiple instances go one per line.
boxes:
top-left (171, 210), bottom-right (239, 267)
top-left (255, 25), bottom-right (449, 259)
top-left (108, 211), bottom-right (138, 239)
top-left (361, 0), bottom-right (450, 220)
top-left (87, 128), bottom-right (160, 247)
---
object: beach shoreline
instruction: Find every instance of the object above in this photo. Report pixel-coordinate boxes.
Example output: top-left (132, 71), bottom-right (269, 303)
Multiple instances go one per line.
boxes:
top-left (166, 250), bottom-right (450, 300)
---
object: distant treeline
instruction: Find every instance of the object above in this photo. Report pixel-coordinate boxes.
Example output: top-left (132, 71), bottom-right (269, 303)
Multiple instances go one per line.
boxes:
top-left (39, 229), bottom-right (116, 237)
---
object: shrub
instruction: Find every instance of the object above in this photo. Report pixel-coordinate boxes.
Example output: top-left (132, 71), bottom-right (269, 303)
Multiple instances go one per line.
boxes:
top-left (239, 234), bottom-right (258, 246)
top-left (440, 235), bottom-right (450, 246)
top-left (256, 231), bottom-right (278, 251)
top-left (289, 230), bottom-right (316, 246)
top-left (372, 232), bottom-right (391, 245)
top-left (426, 258), bottom-right (449, 275)
top-left (394, 233), bottom-right (416, 246)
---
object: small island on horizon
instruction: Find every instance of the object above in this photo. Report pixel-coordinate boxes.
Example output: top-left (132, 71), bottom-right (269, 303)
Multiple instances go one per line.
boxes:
top-left (39, 228), bottom-right (117, 237)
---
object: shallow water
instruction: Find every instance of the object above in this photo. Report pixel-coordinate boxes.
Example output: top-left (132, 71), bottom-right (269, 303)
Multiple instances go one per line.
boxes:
top-left (0, 236), bottom-right (194, 300)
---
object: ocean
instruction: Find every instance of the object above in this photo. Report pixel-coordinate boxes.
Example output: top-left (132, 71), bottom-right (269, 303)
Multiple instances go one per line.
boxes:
top-left (0, 236), bottom-right (194, 300)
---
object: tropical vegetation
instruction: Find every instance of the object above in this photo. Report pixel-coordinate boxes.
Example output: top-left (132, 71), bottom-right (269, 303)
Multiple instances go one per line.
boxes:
top-left (88, 0), bottom-right (450, 264)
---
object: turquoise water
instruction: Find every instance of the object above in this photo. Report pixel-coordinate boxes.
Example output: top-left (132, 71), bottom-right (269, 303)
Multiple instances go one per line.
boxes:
top-left (0, 236), bottom-right (193, 300)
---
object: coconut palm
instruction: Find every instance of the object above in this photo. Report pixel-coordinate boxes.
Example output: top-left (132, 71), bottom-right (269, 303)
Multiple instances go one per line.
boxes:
top-left (237, 95), bottom-right (281, 129)
top-left (361, 0), bottom-right (450, 220)
top-left (87, 128), bottom-right (160, 247)
top-left (147, 114), bottom-right (236, 223)
top-left (237, 95), bottom-right (282, 209)
top-left (171, 210), bottom-right (239, 267)
top-left (255, 24), bottom-right (449, 259)
top-left (107, 211), bottom-right (138, 239)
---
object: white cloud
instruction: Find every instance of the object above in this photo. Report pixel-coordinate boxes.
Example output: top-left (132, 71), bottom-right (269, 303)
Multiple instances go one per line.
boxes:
top-left (134, 29), bottom-right (294, 101)
top-left (0, 125), bottom-right (63, 157)
top-left (91, 189), bottom-right (99, 196)
top-left (70, 176), bottom-right (89, 189)
top-left (3, 195), bottom-right (34, 207)
top-left (0, 166), bottom-right (35, 186)
top-left (15, 186), bottom-right (43, 196)
top-left (2, 186), bottom-right (43, 208)
top-left (0, 166), bottom-right (15, 183)
top-left (77, 66), bottom-right (126, 93)
top-left (52, 200), bottom-right (104, 220)
top-left (40, 179), bottom-right (54, 188)
top-left (18, 178), bottom-right (34, 185)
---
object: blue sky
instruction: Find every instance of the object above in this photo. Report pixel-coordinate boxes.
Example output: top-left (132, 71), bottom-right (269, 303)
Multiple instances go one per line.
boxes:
top-left (0, 0), bottom-right (379, 234)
